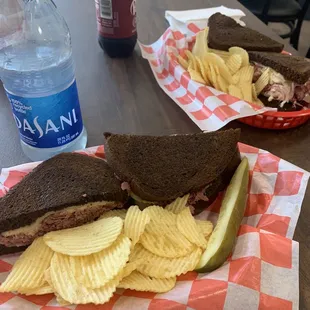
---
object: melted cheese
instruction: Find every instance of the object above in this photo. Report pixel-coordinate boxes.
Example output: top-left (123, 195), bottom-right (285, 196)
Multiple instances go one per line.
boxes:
top-left (2, 201), bottom-right (116, 237)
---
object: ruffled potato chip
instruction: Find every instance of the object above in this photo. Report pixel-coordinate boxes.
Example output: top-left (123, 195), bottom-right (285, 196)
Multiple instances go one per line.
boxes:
top-left (229, 46), bottom-right (249, 67)
top-left (177, 55), bottom-right (189, 70)
top-left (131, 244), bottom-right (202, 278)
top-left (192, 28), bottom-right (209, 58)
top-left (74, 234), bottom-right (131, 289)
top-left (19, 284), bottom-right (54, 296)
top-left (195, 220), bottom-right (213, 239)
top-left (44, 217), bottom-right (123, 256)
top-left (99, 209), bottom-right (127, 220)
top-left (165, 194), bottom-right (189, 214)
top-left (255, 68), bottom-right (270, 94)
top-left (205, 53), bottom-right (233, 84)
top-left (0, 237), bottom-right (53, 292)
top-left (50, 252), bottom-right (136, 305)
top-left (241, 83), bottom-right (253, 102)
top-left (186, 50), bottom-right (199, 72)
top-left (118, 271), bottom-right (176, 293)
top-left (124, 206), bottom-right (150, 247)
top-left (188, 68), bottom-right (206, 84)
top-left (228, 84), bottom-right (243, 99)
top-left (208, 48), bottom-right (230, 62)
top-left (226, 54), bottom-right (242, 74)
top-left (177, 208), bottom-right (207, 249)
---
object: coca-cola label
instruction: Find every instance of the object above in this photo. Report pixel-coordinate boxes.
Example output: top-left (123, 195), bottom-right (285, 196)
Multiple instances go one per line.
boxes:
top-left (95, 0), bottom-right (136, 38)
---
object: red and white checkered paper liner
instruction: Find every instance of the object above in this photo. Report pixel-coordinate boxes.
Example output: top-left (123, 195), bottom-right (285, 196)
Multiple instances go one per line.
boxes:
top-left (0, 144), bottom-right (308, 310)
top-left (139, 11), bottom-right (275, 132)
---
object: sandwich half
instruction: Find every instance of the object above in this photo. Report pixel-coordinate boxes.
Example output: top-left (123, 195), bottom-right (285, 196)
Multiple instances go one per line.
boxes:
top-left (104, 129), bottom-right (241, 212)
top-left (0, 153), bottom-right (128, 253)
top-left (207, 13), bottom-right (284, 53)
top-left (249, 51), bottom-right (310, 109)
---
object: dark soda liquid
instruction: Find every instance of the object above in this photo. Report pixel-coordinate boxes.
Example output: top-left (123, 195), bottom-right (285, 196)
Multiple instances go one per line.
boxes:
top-left (95, 0), bottom-right (137, 58)
top-left (98, 34), bottom-right (137, 58)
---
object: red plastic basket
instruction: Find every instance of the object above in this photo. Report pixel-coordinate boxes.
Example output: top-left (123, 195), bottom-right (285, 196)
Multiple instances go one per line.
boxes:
top-left (239, 108), bottom-right (310, 129)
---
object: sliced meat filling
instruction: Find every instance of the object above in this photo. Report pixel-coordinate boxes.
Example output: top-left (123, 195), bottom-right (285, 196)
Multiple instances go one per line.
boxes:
top-left (253, 62), bottom-right (310, 107)
top-left (0, 201), bottom-right (122, 247)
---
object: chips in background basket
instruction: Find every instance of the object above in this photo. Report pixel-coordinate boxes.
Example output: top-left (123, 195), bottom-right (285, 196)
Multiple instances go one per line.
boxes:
top-left (118, 271), bottom-right (176, 293)
top-left (241, 83), bottom-right (253, 102)
top-left (209, 64), bottom-right (219, 89)
top-left (186, 50), bottom-right (199, 71)
top-left (180, 30), bottom-right (267, 109)
top-left (192, 28), bottom-right (209, 58)
top-left (218, 75), bottom-right (229, 93)
top-left (205, 53), bottom-right (233, 84)
top-left (0, 237), bottom-right (53, 293)
top-left (196, 57), bottom-right (210, 85)
top-left (124, 206), bottom-right (150, 247)
top-left (252, 83), bottom-right (258, 101)
top-left (229, 46), bottom-right (249, 67)
top-left (239, 66), bottom-right (254, 83)
top-left (177, 55), bottom-right (189, 70)
top-left (226, 54), bottom-right (242, 74)
top-left (228, 84), bottom-right (242, 98)
top-left (44, 217), bottom-right (123, 256)
top-left (131, 244), bottom-right (202, 278)
top-left (208, 48), bottom-right (230, 62)
top-left (188, 68), bottom-right (206, 84)
top-left (232, 70), bottom-right (241, 85)
top-left (74, 234), bottom-right (131, 289)
top-left (255, 68), bottom-right (270, 94)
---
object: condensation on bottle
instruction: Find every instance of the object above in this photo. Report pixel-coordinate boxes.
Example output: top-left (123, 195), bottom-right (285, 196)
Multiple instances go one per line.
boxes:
top-left (0, 0), bottom-right (87, 161)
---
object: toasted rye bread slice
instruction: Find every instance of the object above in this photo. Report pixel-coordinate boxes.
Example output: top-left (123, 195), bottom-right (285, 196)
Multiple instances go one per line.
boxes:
top-left (208, 13), bottom-right (283, 53)
top-left (0, 153), bottom-right (128, 234)
top-left (104, 129), bottom-right (240, 202)
top-left (0, 244), bottom-right (27, 256)
top-left (249, 51), bottom-right (310, 84)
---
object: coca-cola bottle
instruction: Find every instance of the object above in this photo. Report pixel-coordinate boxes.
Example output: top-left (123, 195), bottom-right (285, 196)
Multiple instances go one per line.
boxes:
top-left (95, 0), bottom-right (137, 58)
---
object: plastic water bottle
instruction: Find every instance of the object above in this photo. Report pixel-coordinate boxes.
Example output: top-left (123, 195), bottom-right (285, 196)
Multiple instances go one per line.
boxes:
top-left (0, 0), bottom-right (87, 161)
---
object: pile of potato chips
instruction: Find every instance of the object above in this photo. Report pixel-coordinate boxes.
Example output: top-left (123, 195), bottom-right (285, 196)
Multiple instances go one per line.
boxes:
top-left (0, 195), bottom-right (213, 306)
top-left (178, 27), bottom-right (271, 107)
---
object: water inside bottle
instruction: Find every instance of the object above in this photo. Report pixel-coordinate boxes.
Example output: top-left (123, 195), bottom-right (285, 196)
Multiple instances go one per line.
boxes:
top-left (0, 0), bottom-right (87, 161)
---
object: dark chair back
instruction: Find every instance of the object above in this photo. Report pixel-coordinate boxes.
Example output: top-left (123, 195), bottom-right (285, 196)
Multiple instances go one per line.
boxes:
top-left (239, 0), bottom-right (310, 49)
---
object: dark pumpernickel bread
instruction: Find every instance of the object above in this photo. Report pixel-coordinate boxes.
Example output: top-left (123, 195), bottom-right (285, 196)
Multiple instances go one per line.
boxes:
top-left (0, 245), bottom-right (26, 256)
top-left (104, 129), bottom-right (240, 202)
top-left (0, 153), bottom-right (127, 234)
top-left (192, 150), bottom-right (241, 215)
top-left (208, 13), bottom-right (284, 53)
top-left (249, 51), bottom-right (310, 84)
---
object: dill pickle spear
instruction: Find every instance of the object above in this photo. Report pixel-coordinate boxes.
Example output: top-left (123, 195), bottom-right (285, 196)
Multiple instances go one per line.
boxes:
top-left (195, 157), bottom-right (249, 272)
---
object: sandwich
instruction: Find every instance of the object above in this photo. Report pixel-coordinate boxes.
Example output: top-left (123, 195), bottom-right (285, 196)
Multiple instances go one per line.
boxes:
top-left (249, 51), bottom-right (310, 109)
top-left (0, 153), bottom-right (128, 254)
top-left (207, 13), bottom-right (284, 53)
top-left (104, 129), bottom-right (241, 212)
